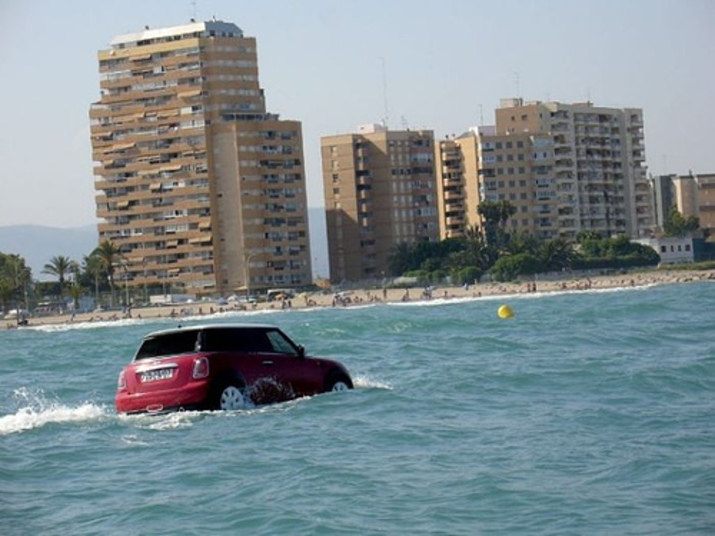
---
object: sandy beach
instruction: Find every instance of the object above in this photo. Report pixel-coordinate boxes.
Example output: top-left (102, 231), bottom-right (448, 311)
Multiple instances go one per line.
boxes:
top-left (4, 268), bottom-right (714, 330)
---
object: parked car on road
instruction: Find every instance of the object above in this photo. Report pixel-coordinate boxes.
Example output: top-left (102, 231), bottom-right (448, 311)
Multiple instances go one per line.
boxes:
top-left (115, 324), bottom-right (353, 414)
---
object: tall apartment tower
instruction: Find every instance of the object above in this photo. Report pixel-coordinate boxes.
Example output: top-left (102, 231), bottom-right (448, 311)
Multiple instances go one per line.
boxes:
top-left (436, 127), bottom-right (557, 240)
top-left (90, 21), bottom-right (311, 295)
top-left (436, 99), bottom-right (653, 242)
top-left (495, 99), bottom-right (652, 239)
top-left (321, 124), bottom-right (438, 282)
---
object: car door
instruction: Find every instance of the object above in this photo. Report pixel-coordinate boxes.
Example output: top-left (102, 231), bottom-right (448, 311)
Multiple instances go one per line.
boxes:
top-left (258, 328), bottom-right (324, 397)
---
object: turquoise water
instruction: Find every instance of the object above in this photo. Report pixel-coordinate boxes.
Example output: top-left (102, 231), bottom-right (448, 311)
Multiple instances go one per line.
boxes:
top-left (1, 282), bottom-right (714, 535)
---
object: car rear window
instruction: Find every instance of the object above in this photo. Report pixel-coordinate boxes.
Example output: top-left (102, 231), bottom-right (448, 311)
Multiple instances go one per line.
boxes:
top-left (135, 330), bottom-right (200, 360)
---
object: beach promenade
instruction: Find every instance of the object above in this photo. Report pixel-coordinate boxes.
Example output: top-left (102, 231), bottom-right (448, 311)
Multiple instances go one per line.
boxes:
top-left (4, 269), bottom-right (714, 330)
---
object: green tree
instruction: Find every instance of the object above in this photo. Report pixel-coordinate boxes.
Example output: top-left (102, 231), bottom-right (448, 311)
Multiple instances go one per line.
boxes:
top-left (575, 230), bottom-right (602, 244)
top-left (42, 255), bottom-right (76, 296)
top-left (82, 253), bottom-right (104, 305)
top-left (68, 282), bottom-right (82, 311)
top-left (537, 238), bottom-right (575, 272)
top-left (94, 240), bottom-right (123, 308)
top-left (451, 266), bottom-right (481, 285)
top-left (490, 253), bottom-right (542, 282)
top-left (388, 242), bottom-right (414, 276)
top-left (663, 206), bottom-right (699, 237)
top-left (478, 200), bottom-right (516, 248)
top-left (505, 232), bottom-right (541, 256)
top-left (0, 253), bottom-right (32, 313)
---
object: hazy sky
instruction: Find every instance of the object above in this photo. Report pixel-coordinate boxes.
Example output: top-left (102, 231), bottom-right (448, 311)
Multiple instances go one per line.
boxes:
top-left (0, 0), bottom-right (713, 229)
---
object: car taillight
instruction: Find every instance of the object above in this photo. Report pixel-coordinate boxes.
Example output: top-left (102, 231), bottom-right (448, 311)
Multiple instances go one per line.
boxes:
top-left (117, 370), bottom-right (126, 390)
top-left (192, 357), bottom-right (209, 379)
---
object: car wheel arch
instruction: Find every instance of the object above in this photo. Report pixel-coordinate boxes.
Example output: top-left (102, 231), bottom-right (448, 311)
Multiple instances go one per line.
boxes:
top-left (323, 368), bottom-right (353, 392)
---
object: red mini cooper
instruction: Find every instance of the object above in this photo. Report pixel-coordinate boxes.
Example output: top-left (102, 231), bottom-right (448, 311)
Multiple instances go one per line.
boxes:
top-left (115, 324), bottom-right (353, 414)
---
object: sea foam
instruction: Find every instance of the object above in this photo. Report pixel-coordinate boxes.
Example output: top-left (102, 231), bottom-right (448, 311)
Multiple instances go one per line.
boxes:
top-left (0, 400), bottom-right (108, 436)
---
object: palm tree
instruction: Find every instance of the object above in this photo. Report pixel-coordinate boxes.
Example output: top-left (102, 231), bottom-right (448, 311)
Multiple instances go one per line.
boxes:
top-left (478, 200), bottom-right (516, 247)
top-left (42, 255), bottom-right (75, 294)
top-left (68, 282), bottom-right (82, 312)
top-left (82, 253), bottom-right (103, 306)
top-left (93, 240), bottom-right (123, 308)
top-left (538, 238), bottom-right (575, 272)
top-left (388, 242), bottom-right (414, 276)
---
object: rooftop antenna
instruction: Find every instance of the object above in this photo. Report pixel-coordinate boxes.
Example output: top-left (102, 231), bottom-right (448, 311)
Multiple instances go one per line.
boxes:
top-left (380, 57), bottom-right (389, 127)
top-left (191, 0), bottom-right (198, 20)
top-left (401, 115), bottom-right (409, 130)
top-left (513, 72), bottom-right (520, 98)
top-left (478, 104), bottom-right (484, 126)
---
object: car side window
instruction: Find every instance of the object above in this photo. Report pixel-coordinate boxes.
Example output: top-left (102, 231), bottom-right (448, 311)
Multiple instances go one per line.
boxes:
top-left (202, 328), bottom-right (274, 353)
top-left (265, 330), bottom-right (298, 356)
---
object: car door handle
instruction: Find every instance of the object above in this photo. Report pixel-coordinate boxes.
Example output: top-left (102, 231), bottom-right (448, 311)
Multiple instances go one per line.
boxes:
top-left (262, 360), bottom-right (274, 366)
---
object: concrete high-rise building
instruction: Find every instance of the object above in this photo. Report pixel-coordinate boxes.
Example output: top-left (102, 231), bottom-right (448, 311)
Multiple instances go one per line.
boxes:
top-left (494, 98), bottom-right (652, 239)
top-left (435, 98), bottom-right (653, 242)
top-left (649, 174), bottom-right (676, 231)
top-left (672, 172), bottom-right (715, 241)
top-left (436, 127), bottom-right (557, 240)
top-left (90, 20), bottom-right (311, 296)
top-left (321, 124), bottom-right (438, 282)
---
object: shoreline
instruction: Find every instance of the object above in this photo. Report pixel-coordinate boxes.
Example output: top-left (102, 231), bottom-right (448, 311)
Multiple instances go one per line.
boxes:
top-left (4, 268), bottom-right (714, 331)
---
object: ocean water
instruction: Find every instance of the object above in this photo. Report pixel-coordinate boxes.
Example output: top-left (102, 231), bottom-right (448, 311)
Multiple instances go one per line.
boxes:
top-left (1, 281), bottom-right (714, 535)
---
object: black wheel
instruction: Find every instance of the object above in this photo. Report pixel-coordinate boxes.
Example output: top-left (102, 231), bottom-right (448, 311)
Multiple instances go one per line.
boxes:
top-left (325, 371), bottom-right (353, 393)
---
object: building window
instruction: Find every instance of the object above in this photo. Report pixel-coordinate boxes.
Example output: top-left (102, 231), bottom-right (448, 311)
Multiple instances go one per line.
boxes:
top-left (685, 244), bottom-right (691, 251)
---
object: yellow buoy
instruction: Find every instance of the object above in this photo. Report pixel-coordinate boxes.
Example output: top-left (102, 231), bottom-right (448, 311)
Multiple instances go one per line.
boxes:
top-left (497, 304), bottom-right (514, 319)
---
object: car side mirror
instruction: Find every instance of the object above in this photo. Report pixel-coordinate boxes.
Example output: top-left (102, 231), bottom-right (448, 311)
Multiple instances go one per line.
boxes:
top-left (297, 344), bottom-right (305, 358)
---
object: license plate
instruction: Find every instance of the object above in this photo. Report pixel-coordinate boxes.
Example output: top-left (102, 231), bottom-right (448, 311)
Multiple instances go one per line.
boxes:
top-left (140, 368), bottom-right (175, 383)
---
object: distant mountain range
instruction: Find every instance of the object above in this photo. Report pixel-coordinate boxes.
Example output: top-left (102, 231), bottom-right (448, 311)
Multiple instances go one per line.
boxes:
top-left (0, 208), bottom-right (329, 282)
top-left (0, 224), bottom-right (98, 281)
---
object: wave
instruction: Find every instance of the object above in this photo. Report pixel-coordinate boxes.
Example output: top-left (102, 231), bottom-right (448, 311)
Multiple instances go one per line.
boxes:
top-left (389, 282), bottom-right (661, 308)
top-left (0, 390), bottom-right (109, 436)
top-left (24, 307), bottom-right (287, 333)
top-left (353, 374), bottom-right (393, 390)
top-left (26, 317), bottom-right (146, 333)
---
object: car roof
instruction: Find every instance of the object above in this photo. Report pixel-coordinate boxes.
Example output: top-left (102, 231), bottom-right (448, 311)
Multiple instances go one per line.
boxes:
top-left (142, 323), bottom-right (280, 339)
